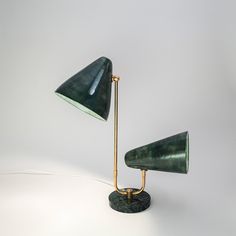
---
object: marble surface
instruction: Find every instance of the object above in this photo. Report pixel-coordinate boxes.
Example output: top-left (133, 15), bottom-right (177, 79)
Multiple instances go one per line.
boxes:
top-left (109, 188), bottom-right (151, 213)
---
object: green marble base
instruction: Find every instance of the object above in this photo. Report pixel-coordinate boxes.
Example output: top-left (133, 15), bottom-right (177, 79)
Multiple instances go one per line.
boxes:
top-left (109, 188), bottom-right (151, 213)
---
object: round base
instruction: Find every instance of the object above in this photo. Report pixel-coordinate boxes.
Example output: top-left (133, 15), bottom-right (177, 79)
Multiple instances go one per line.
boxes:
top-left (109, 188), bottom-right (151, 213)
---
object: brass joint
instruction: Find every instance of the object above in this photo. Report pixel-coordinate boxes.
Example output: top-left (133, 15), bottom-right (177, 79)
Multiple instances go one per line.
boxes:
top-left (127, 188), bottom-right (133, 200)
top-left (112, 75), bottom-right (120, 82)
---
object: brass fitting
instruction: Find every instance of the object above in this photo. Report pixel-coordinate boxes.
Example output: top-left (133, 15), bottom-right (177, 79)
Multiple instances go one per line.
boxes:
top-left (127, 188), bottom-right (133, 200)
top-left (112, 75), bottom-right (120, 82)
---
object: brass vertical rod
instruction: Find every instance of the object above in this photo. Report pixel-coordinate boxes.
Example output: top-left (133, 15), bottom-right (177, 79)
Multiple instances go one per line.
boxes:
top-left (112, 75), bottom-right (146, 196)
top-left (112, 76), bottom-right (127, 195)
top-left (114, 78), bottom-right (118, 189)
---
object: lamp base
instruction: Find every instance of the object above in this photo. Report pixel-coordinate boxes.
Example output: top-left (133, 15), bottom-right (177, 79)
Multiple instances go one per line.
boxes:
top-left (109, 188), bottom-right (151, 213)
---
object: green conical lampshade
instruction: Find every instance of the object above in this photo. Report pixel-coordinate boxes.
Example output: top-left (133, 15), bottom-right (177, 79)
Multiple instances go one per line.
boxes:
top-left (55, 57), bottom-right (113, 121)
top-left (125, 132), bottom-right (189, 174)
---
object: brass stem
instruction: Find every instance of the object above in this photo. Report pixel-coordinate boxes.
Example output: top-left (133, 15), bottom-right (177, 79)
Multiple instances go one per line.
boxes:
top-left (132, 170), bottom-right (146, 195)
top-left (112, 75), bottom-right (127, 195)
top-left (112, 75), bottom-right (146, 197)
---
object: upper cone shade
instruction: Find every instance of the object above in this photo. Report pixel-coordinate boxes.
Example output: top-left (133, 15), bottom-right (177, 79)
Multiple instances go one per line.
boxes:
top-left (125, 132), bottom-right (189, 174)
top-left (55, 57), bottom-right (113, 121)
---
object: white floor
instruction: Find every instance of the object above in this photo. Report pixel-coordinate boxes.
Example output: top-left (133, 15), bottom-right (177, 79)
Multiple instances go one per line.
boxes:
top-left (0, 172), bottom-right (235, 236)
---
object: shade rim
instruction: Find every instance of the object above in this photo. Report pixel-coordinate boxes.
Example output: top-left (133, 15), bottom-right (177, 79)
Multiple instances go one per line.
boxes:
top-left (55, 92), bottom-right (107, 121)
top-left (185, 131), bottom-right (189, 173)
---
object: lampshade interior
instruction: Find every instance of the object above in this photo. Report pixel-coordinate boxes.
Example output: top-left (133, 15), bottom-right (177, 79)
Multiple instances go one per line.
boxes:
top-left (55, 92), bottom-right (105, 121)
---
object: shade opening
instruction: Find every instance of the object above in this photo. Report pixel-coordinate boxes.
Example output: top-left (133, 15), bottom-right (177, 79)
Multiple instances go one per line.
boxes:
top-left (55, 92), bottom-right (106, 121)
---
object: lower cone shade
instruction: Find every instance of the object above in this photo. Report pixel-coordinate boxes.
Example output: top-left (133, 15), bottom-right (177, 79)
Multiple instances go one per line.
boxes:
top-left (125, 132), bottom-right (189, 174)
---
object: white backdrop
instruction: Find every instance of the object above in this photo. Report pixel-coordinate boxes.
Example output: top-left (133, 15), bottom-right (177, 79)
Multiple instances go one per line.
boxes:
top-left (0, 0), bottom-right (235, 235)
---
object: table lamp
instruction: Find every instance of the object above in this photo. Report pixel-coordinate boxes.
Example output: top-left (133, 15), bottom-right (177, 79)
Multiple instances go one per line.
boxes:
top-left (55, 57), bottom-right (189, 213)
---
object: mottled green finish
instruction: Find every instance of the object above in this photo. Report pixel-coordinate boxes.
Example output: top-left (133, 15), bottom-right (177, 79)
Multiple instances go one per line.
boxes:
top-left (125, 132), bottom-right (189, 174)
top-left (109, 189), bottom-right (151, 213)
top-left (55, 57), bottom-right (112, 121)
